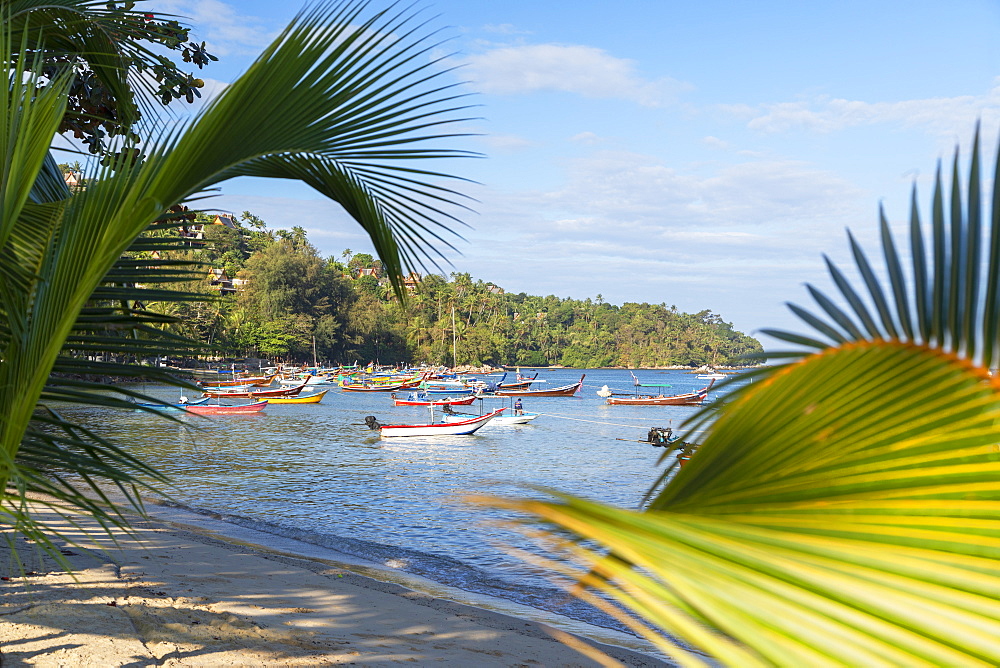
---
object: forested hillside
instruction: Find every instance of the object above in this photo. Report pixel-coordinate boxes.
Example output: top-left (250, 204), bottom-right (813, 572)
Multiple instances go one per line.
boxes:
top-left (147, 212), bottom-right (763, 367)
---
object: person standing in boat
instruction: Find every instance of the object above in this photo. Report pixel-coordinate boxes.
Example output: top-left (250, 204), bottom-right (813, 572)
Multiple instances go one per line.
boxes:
top-left (514, 398), bottom-right (523, 415)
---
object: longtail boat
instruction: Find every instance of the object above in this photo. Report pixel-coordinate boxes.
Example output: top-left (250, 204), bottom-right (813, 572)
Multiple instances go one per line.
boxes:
top-left (606, 377), bottom-right (715, 406)
top-left (265, 390), bottom-right (329, 404)
top-left (185, 400), bottom-right (268, 414)
top-left (370, 408), bottom-right (505, 437)
top-left (342, 376), bottom-right (424, 392)
top-left (494, 374), bottom-right (585, 397)
top-left (200, 374), bottom-right (275, 388)
top-left (202, 378), bottom-right (309, 398)
top-left (134, 397), bottom-right (211, 410)
top-left (497, 372), bottom-right (539, 391)
top-left (392, 392), bottom-right (477, 406)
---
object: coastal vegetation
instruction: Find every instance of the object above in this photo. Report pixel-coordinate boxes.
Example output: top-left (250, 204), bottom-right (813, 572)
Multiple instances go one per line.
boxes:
top-left (7, 0), bottom-right (1000, 665)
top-left (143, 212), bottom-right (762, 368)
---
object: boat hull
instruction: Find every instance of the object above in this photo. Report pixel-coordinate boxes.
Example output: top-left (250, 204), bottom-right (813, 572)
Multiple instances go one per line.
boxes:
top-left (185, 400), bottom-right (268, 414)
top-left (134, 397), bottom-right (211, 409)
top-left (203, 379), bottom-right (309, 398)
top-left (606, 392), bottom-right (706, 406)
top-left (200, 374), bottom-right (275, 388)
top-left (448, 412), bottom-right (538, 426)
top-left (379, 408), bottom-right (505, 437)
top-left (392, 394), bottom-right (477, 406)
top-left (494, 374), bottom-right (585, 397)
top-left (607, 378), bottom-right (714, 406)
top-left (265, 390), bottom-right (328, 404)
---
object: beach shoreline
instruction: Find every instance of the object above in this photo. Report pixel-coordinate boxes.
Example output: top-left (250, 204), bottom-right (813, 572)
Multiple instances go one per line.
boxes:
top-left (0, 507), bottom-right (672, 666)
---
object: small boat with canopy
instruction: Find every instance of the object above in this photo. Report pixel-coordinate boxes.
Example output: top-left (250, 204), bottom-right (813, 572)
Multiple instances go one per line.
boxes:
top-left (605, 373), bottom-right (714, 406)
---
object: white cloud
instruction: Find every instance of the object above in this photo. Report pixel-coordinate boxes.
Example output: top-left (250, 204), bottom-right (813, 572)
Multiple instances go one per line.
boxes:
top-left (738, 82), bottom-right (1000, 137)
top-left (155, 0), bottom-right (277, 58)
top-left (464, 44), bottom-right (690, 106)
top-left (569, 132), bottom-right (604, 145)
top-left (476, 133), bottom-right (534, 152)
top-left (703, 136), bottom-right (731, 150)
top-left (482, 24), bottom-right (532, 36)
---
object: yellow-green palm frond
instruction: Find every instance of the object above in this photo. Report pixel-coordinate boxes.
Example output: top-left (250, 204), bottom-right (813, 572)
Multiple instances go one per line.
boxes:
top-left (488, 342), bottom-right (1000, 665)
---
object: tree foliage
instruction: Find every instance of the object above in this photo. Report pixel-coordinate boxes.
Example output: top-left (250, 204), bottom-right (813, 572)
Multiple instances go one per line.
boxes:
top-left (1, 0), bottom-right (475, 556)
top-left (163, 216), bottom-right (761, 367)
top-left (13, 0), bottom-right (217, 157)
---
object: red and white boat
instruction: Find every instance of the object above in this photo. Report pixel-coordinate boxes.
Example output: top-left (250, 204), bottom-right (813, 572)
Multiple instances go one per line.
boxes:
top-left (374, 408), bottom-right (505, 437)
top-left (185, 400), bottom-right (268, 414)
top-left (200, 374), bottom-right (276, 388)
top-left (202, 378), bottom-right (309, 398)
top-left (391, 392), bottom-right (478, 406)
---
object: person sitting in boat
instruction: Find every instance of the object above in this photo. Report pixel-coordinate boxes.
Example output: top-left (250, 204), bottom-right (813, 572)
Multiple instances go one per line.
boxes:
top-left (178, 395), bottom-right (188, 404)
top-left (514, 398), bottom-right (523, 415)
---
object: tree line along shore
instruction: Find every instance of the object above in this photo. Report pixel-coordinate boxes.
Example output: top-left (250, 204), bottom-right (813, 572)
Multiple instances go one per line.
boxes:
top-left (133, 209), bottom-right (763, 369)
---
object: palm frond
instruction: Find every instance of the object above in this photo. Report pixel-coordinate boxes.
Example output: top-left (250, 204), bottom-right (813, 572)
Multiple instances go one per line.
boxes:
top-left (486, 342), bottom-right (1000, 664)
top-left (1, 0), bottom-right (477, 558)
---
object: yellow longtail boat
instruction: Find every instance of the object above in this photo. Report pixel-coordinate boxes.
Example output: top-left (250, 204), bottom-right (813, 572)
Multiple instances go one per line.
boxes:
top-left (264, 390), bottom-right (329, 404)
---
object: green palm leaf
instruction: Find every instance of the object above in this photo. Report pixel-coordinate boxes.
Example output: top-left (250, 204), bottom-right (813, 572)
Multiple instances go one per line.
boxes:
top-left (1, 0), bottom-right (476, 553)
top-left (479, 130), bottom-right (1000, 664)
top-left (489, 343), bottom-right (1000, 664)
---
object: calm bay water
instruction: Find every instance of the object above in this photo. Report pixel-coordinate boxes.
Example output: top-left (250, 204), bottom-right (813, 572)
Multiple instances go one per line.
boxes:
top-left (73, 368), bottom-right (735, 629)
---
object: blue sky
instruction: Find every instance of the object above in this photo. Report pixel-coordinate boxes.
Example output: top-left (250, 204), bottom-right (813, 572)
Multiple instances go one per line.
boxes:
top-left (152, 0), bottom-right (1000, 343)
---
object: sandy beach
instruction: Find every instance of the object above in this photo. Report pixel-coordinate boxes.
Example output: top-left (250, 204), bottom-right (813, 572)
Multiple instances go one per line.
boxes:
top-left (0, 509), bottom-right (670, 666)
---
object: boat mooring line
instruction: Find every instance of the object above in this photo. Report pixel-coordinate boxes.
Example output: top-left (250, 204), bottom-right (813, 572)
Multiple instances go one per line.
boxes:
top-left (536, 413), bottom-right (671, 429)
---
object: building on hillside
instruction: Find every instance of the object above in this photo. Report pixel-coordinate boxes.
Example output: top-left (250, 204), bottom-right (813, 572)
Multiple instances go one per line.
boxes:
top-left (180, 212), bottom-right (239, 244)
top-left (403, 272), bottom-right (421, 292)
top-left (208, 268), bottom-right (237, 294)
top-left (352, 266), bottom-right (381, 279)
top-left (486, 283), bottom-right (504, 295)
top-left (63, 171), bottom-right (82, 190)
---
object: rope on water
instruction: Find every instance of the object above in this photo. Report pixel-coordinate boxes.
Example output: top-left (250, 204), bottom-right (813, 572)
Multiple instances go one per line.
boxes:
top-left (536, 412), bottom-right (670, 429)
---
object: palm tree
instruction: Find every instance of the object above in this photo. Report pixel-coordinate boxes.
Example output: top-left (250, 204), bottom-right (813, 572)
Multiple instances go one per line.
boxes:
top-left (481, 127), bottom-right (1000, 665)
top-left (1, 0), bottom-right (474, 557)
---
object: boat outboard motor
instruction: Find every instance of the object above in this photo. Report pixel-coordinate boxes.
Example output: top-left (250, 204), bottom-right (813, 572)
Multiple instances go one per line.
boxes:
top-left (646, 427), bottom-right (673, 446)
top-left (482, 373), bottom-right (507, 393)
top-left (364, 415), bottom-right (381, 430)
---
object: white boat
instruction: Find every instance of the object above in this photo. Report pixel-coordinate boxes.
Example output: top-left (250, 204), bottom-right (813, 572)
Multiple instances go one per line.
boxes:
top-left (696, 373), bottom-right (727, 380)
top-left (479, 412), bottom-right (539, 426)
top-left (279, 374), bottom-right (334, 385)
top-left (374, 408), bottom-right (505, 437)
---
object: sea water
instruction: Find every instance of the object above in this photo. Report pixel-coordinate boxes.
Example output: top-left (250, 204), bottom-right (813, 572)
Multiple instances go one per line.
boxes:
top-left (71, 368), bottom-right (737, 635)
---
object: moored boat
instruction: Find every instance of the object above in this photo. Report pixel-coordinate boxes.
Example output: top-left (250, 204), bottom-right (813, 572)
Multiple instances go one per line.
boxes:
top-left (391, 392), bottom-right (478, 406)
top-left (607, 376), bottom-right (715, 406)
top-left (494, 374), bottom-right (585, 397)
top-left (134, 397), bottom-right (211, 410)
top-left (341, 376), bottom-right (424, 392)
top-left (265, 390), bottom-right (329, 404)
top-left (200, 374), bottom-right (276, 388)
top-left (445, 411), bottom-right (539, 426)
top-left (496, 372), bottom-right (539, 391)
top-left (185, 400), bottom-right (268, 414)
top-left (369, 408), bottom-right (505, 437)
top-left (203, 378), bottom-right (310, 398)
